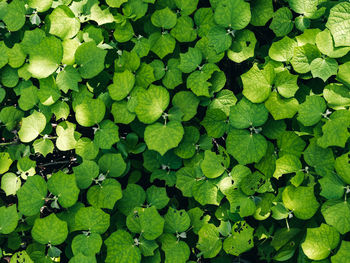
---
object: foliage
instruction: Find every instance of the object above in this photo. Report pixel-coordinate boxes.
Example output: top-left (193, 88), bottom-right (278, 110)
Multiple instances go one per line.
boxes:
top-left (0, 0), bottom-right (350, 262)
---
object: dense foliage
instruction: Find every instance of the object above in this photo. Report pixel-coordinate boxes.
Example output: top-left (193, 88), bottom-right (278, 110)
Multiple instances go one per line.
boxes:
top-left (1, 0), bottom-right (350, 262)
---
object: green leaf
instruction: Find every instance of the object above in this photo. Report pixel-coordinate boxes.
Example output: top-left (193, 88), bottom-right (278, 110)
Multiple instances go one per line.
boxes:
top-left (337, 61), bottom-right (350, 87)
top-left (291, 43), bottom-right (321, 74)
top-left (75, 42), bottom-right (107, 79)
top-left (114, 21), bottom-right (134, 43)
top-left (151, 7), bottom-right (177, 29)
top-left (277, 131), bottom-right (306, 158)
top-left (32, 213), bottom-right (68, 245)
top-left (326, 2), bottom-right (350, 47)
top-left (69, 136), bottom-right (94, 158)
top-left (317, 111), bottom-right (350, 148)
top-left (321, 200), bottom-right (350, 235)
top-left (304, 139), bottom-right (335, 177)
top-left (126, 206), bottom-right (164, 240)
top-left (18, 111), bottom-right (46, 142)
top-left (9, 251), bottom-right (33, 263)
top-left (209, 89), bottom-right (237, 116)
top-left (73, 160), bottom-right (99, 189)
top-left (282, 185), bottom-right (319, 220)
top-left (227, 29), bottom-right (257, 63)
top-left (269, 7), bottom-right (293, 37)
top-left (172, 91), bottom-right (199, 121)
top-left (174, 0), bottom-right (198, 15)
top-left (310, 57), bottom-right (338, 82)
top-left (160, 234), bottom-right (190, 263)
top-left (319, 173), bottom-right (344, 200)
top-left (146, 186), bottom-right (169, 210)
top-left (1, 0), bottom-right (26, 31)
top-left (301, 224), bottom-right (340, 261)
top-left (116, 184), bottom-right (146, 216)
top-left (48, 171), bottom-right (80, 208)
top-left (178, 47), bottom-right (202, 73)
top-left (274, 69), bottom-right (299, 98)
top-left (273, 154), bottom-right (301, 179)
top-left (28, 36), bottom-right (63, 79)
top-left (176, 167), bottom-right (201, 197)
top-left (75, 207), bottom-right (110, 234)
top-left (214, 0), bottom-right (251, 30)
top-left (297, 95), bottom-right (326, 126)
top-left (71, 233), bottom-right (102, 257)
top-left (1, 173), bottom-right (21, 196)
top-left (89, 3), bottom-right (114, 25)
top-left (170, 15), bottom-right (197, 43)
top-left (241, 64), bottom-right (273, 103)
top-left (200, 150), bottom-right (225, 179)
top-left (7, 43), bottom-right (25, 68)
top-left (56, 66), bottom-right (82, 93)
top-left (207, 26), bottom-right (232, 54)
top-left (17, 175), bottom-right (47, 216)
top-left (108, 70), bottom-right (135, 101)
top-left (47, 5), bottom-right (80, 39)
top-left (316, 29), bottom-right (350, 58)
top-left (229, 97), bottom-right (268, 129)
top-left (226, 129), bottom-right (267, 165)
top-left (331, 241), bottom-right (350, 263)
top-left (144, 121), bottom-right (184, 156)
top-left (0, 152), bottom-right (13, 174)
top-left (164, 207), bottom-right (190, 233)
top-left (335, 153), bottom-right (350, 184)
top-left (223, 221), bottom-right (254, 256)
top-left (0, 106), bottom-right (24, 131)
top-left (87, 179), bottom-right (122, 209)
top-left (201, 109), bottom-right (227, 138)
top-left (0, 205), bottom-right (18, 234)
top-left (111, 101), bottom-right (136, 124)
top-left (98, 153), bottom-right (126, 178)
top-left (288, 0), bottom-right (318, 17)
top-left (135, 85), bottom-right (169, 124)
top-left (94, 120), bottom-right (119, 149)
top-left (149, 32), bottom-right (176, 59)
top-left (225, 188), bottom-right (256, 217)
top-left (192, 179), bottom-right (223, 206)
top-left (75, 98), bottom-right (105, 127)
top-left (56, 121), bottom-right (79, 151)
top-left (197, 224), bottom-right (222, 258)
top-left (250, 0), bottom-right (273, 26)
top-left (28, 0), bottom-right (52, 12)
top-left (264, 92), bottom-right (299, 120)
top-left (269, 36), bottom-right (297, 62)
top-left (106, 0), bottom-right (127, 7)
top-left (105, 230), bottom-right (141, 263)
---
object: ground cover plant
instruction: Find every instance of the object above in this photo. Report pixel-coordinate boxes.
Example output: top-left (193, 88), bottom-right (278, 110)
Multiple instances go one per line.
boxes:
top-left (1, 0), bottom-right (350, 262)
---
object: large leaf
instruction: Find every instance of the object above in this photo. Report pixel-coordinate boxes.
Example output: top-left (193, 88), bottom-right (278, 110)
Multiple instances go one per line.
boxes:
top-left (75, 42), bottom-right (107, 79)
top-left (17, 175), bottom-right (47, 216)
top-left (282, 185), bottom-right (319, 220)
top-left (31, 213), bottom-right (68, 245)
top-left (0, 205), bottom-right (18, 234)
top-left (135, 85), bottom-right (169, 124)
top-left (47, 171), bottom-right (80, 208)
top-left (47, 5), bottom-right (80, 39)
top-left (28, 36), bottom-right (63, 79)
top-left (326, 2), bottom-right (350, 47)
top-left (226, 129), bottom-right (267, 165)
top-left (105, 230), bottom-right (141, 263)
top-left (144, 121), bottom-right (184, 155)
top-left (301, 224), bottom-right (340, 260)
top-left (214, 0), bottom-right (251, 30)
